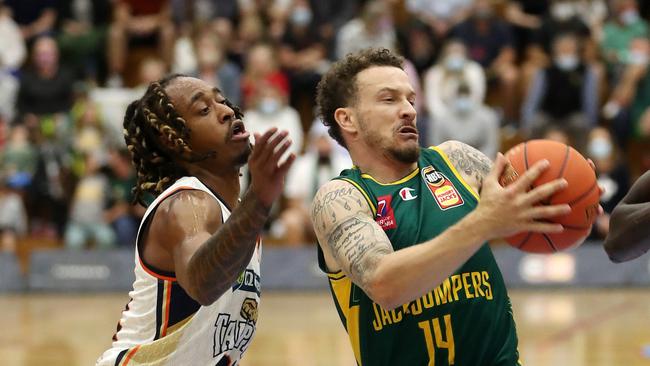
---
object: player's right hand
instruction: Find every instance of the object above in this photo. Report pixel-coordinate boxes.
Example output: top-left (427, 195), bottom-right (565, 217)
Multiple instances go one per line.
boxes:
top-left (474, 153), bottom-right (571, 239)
top-left (248, 128), bottom-right (296, 209)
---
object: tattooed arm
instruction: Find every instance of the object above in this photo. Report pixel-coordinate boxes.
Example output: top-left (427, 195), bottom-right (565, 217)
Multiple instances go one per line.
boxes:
top-left (438, 140), bottom-right (493, 194)
top-left (313, 157), bottom-right (569, 310)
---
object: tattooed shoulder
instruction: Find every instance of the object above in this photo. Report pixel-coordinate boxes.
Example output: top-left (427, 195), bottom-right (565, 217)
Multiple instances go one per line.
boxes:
top-left (310, 179), bottom-right (372, 235)
top-left (437, 140), bottom-right (493, 191)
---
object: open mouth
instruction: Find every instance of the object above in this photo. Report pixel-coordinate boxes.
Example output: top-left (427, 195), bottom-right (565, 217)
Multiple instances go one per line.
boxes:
top-left (230, 120), bottom-right (250, 141)
top-left (398, 125), bottom-right (418, 138)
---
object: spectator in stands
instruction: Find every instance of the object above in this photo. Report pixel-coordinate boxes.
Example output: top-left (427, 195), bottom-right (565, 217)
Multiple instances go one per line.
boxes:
top-left (336, 0), bottom-right (396, 60)
top-left (521, 33), bottom-right (599, 151)
top-left (450, 0), bottom-right (519, 121)
top-left (406, 0), bottom-right (473, 39)
top-left (504, 0), bottom-right (549, 60)
top-left (3, 0), bottom-right (57, 43)
top-left (104, 148), bottom-right (143, 247)
top-left (396, 19), bottom-right (439, 75)
top-left (0, 176), bottom-right (27, 253)
top-left (0, 4), bottom-right (26, 122)
top-left (423, 40), bottom-right (486, 121)
top-left (586, 127), bottom-right (630, 240)
top-left (192, 29), bottom-right (242, 106)
top-left (65, 153), bottom-right (115, 250)
top-left (16, 36), bottom-right (75, 117)
top-left (72, 100), bottom-right (108, 165)
top-left (272, 122), bottom-right (351, 245)
top-left (243, 79), bottom-right (303, 159)
top-left (602, 36), bottom-right (650, 145)
top-left (0, 124), bottom-right (38, 190)
top-left (106, 0), bottom-right (174, 87)
top-left (308, 0), bottom-right (359, 59)
top-left (241, 43), bottom-right (289, 109)
top-left (56, 0), bottom-right (111, 82)
top-left (429, 83), bottom-right (499, 159)
top-left (600, 0), bottom-right (648, 76)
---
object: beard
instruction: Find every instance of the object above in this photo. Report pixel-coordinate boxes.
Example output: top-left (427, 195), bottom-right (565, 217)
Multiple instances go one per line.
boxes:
top-left (235, 143), bottom-right (253, 167)
top-left (358, 116), bottom-right (420, 164)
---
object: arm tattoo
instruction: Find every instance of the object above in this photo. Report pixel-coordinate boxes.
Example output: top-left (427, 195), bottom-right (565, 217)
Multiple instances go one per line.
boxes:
top-left (311, 184), bottom-right (366, 232)
top-left (188, 189), bottom-right (269, 303)
top-left (327, 216), bottom-right (393, 288)
top-left (445, 142), bottom-right (492, 190)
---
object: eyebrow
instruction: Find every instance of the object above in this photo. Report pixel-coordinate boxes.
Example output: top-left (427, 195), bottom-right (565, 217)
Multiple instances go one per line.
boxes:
top-left (190, 87), bottom-right (223, 105)
top-left (376, 87), bottom-right (416, 98)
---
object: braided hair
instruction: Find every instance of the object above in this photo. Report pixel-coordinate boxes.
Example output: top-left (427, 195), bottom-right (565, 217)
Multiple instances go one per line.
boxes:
top-left (122, 74), bottom-right (244, 206)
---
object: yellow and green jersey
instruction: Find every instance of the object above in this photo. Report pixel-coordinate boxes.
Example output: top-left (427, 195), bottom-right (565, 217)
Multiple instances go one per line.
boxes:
top-left (318, 147), bottom-right (520, 366)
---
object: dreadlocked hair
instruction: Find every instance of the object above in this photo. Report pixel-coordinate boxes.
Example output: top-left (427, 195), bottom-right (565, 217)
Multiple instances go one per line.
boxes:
top-left (122, 74), bottom-right (244, 206)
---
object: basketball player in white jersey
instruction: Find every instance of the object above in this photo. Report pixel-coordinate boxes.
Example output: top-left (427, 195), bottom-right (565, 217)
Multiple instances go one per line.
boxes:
top-left (97, 75), bottom-right (295, 366)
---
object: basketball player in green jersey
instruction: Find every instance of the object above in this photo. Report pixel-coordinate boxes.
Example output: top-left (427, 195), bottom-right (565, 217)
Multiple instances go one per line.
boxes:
top-left (311, 48), bottom-right (573, 366)
top-left (604, 171), bottom-right (650, 262)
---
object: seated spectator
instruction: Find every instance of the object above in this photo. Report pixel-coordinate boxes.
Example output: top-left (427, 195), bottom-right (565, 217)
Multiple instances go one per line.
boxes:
top-left (504, 0), bottom-right (549, 60)
top-left (241, 43), bottom-right (289, 109)
top-left (600, 0), bottom-right (648, 77)
top-left (106, 0), bottom-right (174, 87)
top-left (396, 18), bottom-right (439, 75)
top-left (406, 0), bottom-right (473, 39)
top-left (308, 0), bottom-right (359, 59)
top-left (0, 177), bottom-right (27, 253)
top-left (65, 153), bottom-right (115, 250)
top-left (450, 0), bottom-right (519, 121)
top-left (0, 5), bottom-right (26, 122)
top-left (16, 36), bottom-right (75, 117)
top-left (0, 125), bottom-right (37, 190)
top-left (271, 123), bottom-right (351, 245)
top-left (602, 36), bottom-right (649, 145)
top-left (423, 40), bottom-right (486, 121)
top-left (521, 33), bottom-right (599, 151)
top-left (192, 29), bottom-right (242, 106)
top-left (586, 127), bottom-right (630, 240)
top-left (429, 83), bottom-right (499, 159)
top-left (336, 0), bottom-right (396, 59)
top-left (4, 0), bottom-right (57, 43)
top-left (104, 148), bottom-right (143, 247)
top-left (56, 0), bottom-right (111, 82)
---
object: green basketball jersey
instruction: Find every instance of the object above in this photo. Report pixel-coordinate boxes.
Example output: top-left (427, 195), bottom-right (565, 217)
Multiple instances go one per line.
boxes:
top-left (318, 147), bottom-right (521, 366)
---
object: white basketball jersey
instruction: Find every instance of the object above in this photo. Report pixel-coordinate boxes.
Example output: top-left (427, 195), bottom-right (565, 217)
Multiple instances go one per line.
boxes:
top-left (97, 177), bottom-right (261, 366)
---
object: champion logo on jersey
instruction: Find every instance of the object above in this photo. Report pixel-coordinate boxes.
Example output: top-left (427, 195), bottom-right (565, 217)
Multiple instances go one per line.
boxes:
top-left (376, 195), bottom-right (397, 230)
top-left (399, 187), bottom-right (417, 201)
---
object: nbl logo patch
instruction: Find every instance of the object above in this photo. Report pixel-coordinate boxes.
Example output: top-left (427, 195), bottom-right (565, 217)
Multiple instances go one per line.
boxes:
top-left (376, 195), bottom-right (397, 230)
top-left (421, 166), bottom-right (464, 210)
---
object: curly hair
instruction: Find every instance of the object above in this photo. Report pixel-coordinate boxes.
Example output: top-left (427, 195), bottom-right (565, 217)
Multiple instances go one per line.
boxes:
top-left (315, 48), bottom-right (404, 149)
top-left (123, 74), bottom-right (244, 206)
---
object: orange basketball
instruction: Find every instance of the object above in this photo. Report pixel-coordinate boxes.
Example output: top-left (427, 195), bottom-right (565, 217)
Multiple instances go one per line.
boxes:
top-left (500, 140), bottom-right (600, 253)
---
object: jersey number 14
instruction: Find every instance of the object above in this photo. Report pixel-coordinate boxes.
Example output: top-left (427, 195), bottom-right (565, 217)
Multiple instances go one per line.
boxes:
top-left (418, 314), bottom-right (455, 365)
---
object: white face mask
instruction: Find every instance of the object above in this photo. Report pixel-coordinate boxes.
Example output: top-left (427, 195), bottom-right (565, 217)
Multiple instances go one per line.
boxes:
top-left (588, 137), bottom-right (613, 159)
top-left (291, 7), bottom-right (313, 26)
top-left (445, 54), bottom-right (466, 71)
top-left (620, 9), bottom-right (640, 25)
top-left (453, 96), bottom-right (474, 114)
top-left (555, 55), bottom-right (579, 71)
top-left (258, 97), bottom-right (281, 115)
top-left (626, 50), bottom-right (649, 65)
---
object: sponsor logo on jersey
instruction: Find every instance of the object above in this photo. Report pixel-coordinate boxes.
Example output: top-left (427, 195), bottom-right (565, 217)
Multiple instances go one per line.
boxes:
top-left (213, 308), bottom-right (257, 357)
top-left (241, 298), bottom-right (258, 323)
top-left (399, 187), bottom-right (418, 201)
top-left (232, 269), bottom-right (261, 295)
top-left (376, 195), bottom-right (397, 230)
top-left (421, 165), bottom-right (464, 210)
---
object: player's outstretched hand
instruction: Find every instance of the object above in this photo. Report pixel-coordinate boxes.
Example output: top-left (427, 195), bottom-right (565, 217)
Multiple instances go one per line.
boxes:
top-left (475, 153), bottom-right (571, 239)
top-left (248, 128), bottom-right (296, 208)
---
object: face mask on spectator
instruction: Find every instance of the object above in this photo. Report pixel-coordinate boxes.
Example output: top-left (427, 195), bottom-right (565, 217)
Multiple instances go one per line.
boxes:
top-left (453, 96), bottom-right (474, 114)
top-left (620, 9), bottom-right (640, 25)
top-left (258, 97), bottom-right (281, 115)
top-left (445, 54), bottom-right (466, 71)
top-left (551, 2), bottom-right (575, 21)
top-left (291, 7), bottom-right (313, 26)
top-left (627, 50), bottom-right (649, 65)
top-left (555, 55), bottom-right (579, 71)
top-left (588, 137), bottom-right (613, 159)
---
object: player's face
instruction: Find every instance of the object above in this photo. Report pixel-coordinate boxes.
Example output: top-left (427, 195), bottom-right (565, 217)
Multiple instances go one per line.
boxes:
top-left (352, 66), bottom-right (419, 163)
top-left (165, 77), bottom-right (252, 167)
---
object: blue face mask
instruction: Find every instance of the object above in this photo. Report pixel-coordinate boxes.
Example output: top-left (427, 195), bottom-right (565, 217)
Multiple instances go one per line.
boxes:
top-left (620, 9), bottom-right (640, 25)
top-left (445, 54), bottom-right (465, 71)
top-left (291, 7), bottom-right (313, 26)
top-left (258, 97), bottom-right (281, 115)
top-left (555, 55), bottom-right (579, 71)
top-left (453, 97), bottom-right (474, 114)
top-left (588, 137), bottom-right (613, 159)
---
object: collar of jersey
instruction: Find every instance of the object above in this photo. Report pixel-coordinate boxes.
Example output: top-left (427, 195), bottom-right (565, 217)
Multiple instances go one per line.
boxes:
top-left (357, 167), bottom-right (420, 186)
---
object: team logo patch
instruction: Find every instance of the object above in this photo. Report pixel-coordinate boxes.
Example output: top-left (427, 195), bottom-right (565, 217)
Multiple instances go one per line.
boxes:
top-left (421, 166), bottom-right (464, 210)
top-left (241, 298), bottom-right (259, 323)
top-left (232, 269), bottom-right (261, 295)
top-left (399, 187), bottom-right (418, 201)
top-left (376, 195), bottom-right (397, 230)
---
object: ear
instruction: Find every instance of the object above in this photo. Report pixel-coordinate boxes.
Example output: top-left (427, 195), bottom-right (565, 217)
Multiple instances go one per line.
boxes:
top-left (334, 107), bottom-right (358, 135)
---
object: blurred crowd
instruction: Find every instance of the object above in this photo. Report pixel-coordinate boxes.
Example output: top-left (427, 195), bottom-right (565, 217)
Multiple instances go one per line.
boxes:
top-left (1, 0), bottom-right (649, 254)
